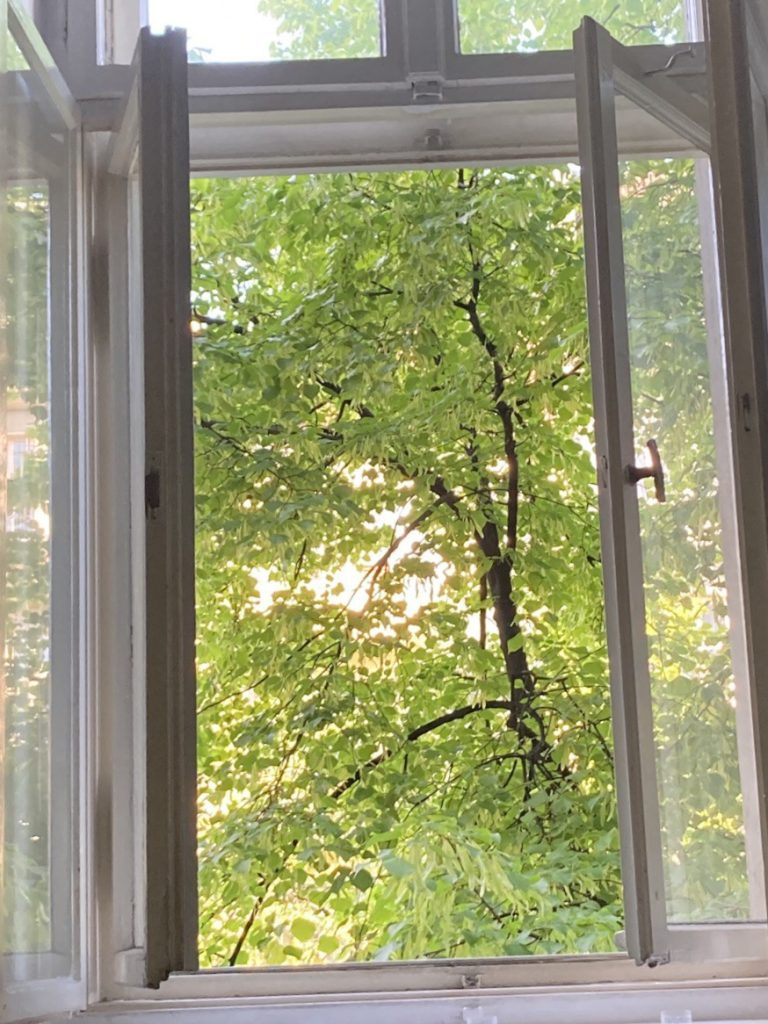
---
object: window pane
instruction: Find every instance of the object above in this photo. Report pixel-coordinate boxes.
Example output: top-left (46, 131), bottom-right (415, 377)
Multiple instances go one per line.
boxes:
top-left (1, 33), bottom-right (74, 977)
top-left (459, 1), bottom-right (693, 53)
top-left (148, 0), bottom-right (382, 62)
top-left (619, 158), bottom-right (754, 923)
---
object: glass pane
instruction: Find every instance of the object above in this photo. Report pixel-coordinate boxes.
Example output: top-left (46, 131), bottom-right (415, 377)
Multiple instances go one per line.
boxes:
top-left (619, 157), bottom-right (754, 923)
top-left (460, 1), bottom-right (693, 53)
top-left (148, 0), bottom-right (382, 62)
top-left (1, 32), bottom-right (74, 975)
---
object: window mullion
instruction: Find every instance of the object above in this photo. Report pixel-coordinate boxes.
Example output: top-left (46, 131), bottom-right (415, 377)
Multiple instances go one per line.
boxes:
top-left (400, 0), bottom-right (449, 86)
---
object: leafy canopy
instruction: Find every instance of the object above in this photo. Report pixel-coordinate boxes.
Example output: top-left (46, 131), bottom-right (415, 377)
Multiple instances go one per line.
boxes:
top-left (191, 157), bottom-right (747, 966)
top-left (179, 0), bottom-right (690, 62)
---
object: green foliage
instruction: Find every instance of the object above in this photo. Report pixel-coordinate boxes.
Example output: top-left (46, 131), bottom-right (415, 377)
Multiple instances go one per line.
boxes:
top-left (178, 0), bottom-right (688, 62)
top-left (192, 166), bottom-right (620, 966)
top-left (258, 0), bottom-right (381, 59)
top-left (190, 157), bottom-right (748, 966)
top-left (458, 0), bottom-right (688, 53)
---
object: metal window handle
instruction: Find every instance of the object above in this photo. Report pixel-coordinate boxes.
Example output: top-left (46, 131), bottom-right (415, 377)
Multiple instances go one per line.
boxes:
top-left (626, 439), bottom-right (666, 503)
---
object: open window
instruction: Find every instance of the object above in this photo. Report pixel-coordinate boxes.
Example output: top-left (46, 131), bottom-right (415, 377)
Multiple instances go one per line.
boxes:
top-left (7, 0), bottom-right (768, 1015)
top-left (105, 4), bottom-right (768, 991)
top-left (575, 12), bottom-right (768, 965)
top-left (105, 25), bottom-right (197, 989)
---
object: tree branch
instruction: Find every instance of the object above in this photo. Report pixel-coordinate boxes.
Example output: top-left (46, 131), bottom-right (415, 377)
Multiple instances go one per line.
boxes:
top-left (367, 491), bottom-right (465, 587)
top-left (331, 700), bottom-right (515, 798)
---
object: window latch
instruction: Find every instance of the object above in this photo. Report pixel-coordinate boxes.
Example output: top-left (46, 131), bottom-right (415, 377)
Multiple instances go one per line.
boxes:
top-left (409, 75), bottom-right (444, 105)
top-left (626, 438), bottom-right (666, 503)
top-left (145, 466), bottom-right (161, 518)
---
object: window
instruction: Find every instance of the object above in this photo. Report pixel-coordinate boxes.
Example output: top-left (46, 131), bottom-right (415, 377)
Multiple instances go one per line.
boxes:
top-left (0, 1), bottom-right (83, 1019)
top-left (7, 0), bottom-right (768, 1020)
top-left (148, 0), bottom-right (384, 62)
top-left (181, 12), bottom-right (766, 975)
top-left (575, 16), bottom-right (766, 962)
top-left (458, 0), bottom-right (696, 53)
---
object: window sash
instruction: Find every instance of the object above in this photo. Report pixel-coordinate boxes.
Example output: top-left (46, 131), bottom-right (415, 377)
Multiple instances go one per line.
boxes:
top-left (705, 0), bottom-right (768, 930)
top-left (576, 9), bottom-right (768, 966)
top-left (105, 25), bottom-right (197, 990)
top-left (0, 0), bottom-right (85, 1020)
top-left (47, 0), bottom-right (708, 172)
top-left (575, 17), bottom-right (670, 966)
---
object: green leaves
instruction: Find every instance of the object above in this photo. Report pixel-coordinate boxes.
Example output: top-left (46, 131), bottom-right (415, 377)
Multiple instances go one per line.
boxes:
top-left (458, 0), bottom-right (687, 54)
top-left (191, 165), bottom-right (618, 966)
top-left (191, 158), bottom-right (747, 967)
top-left (380, 852), bottom-right (415, 879)
top-left (291, 918), bottom-right (316, 942)
top-left (351, 868), bottom-right (375, 891)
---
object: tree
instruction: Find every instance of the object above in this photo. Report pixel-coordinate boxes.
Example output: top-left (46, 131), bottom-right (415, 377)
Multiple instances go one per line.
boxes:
top-left (190, 151), bottom-right (749, 967)
top-left (251, 0), bottom-right (688, 61)
top-left (178, 0), bottom-right (691, 63)
top-left (457, 0), bottom-right (688, 53)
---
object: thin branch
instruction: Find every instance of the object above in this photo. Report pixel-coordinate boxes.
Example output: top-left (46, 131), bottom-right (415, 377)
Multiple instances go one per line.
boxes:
top-left (331, 700), bottom-right (514, 798)
top-left (479, 572), bottom-right (487, 649)
top-left (549, 358), bottom-right (584, 389)
top-left (368, 492), bottom-right (463, 587)
top-left (199, 418), bottom-right (252, 458)
top-left (198, 638), bottom-right (339, 714)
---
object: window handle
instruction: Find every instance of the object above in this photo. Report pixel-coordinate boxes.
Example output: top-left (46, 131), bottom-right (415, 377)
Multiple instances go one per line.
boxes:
top-left (626, 439), bottom-right (666, 503)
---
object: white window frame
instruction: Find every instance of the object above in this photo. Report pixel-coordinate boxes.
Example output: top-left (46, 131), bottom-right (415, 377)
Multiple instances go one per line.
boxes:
top-left (99, 0), bottom-right (768, 999)
top-left (41, 0), bottom-right (709, 163)
top-left (574, 14), bottom-right (768, 968)
top-left (0, 2), bottom-right (88, 1022)
top-left (10, 0), bottom-right (768, 1020)
top-left (706, 0), bottom-right (768, 927)
top-left (575, 15), bottom-right (701, 969)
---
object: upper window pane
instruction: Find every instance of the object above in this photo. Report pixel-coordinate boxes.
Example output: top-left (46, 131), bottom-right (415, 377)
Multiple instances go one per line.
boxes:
top-left (148, 0), bottom-right (383, 62)
top-left (459, 1), bottom-right (693, 53)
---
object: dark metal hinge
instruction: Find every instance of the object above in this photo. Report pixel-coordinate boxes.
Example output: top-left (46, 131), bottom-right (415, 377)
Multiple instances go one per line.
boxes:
top-left (145, 467), bottom-right (161, 518)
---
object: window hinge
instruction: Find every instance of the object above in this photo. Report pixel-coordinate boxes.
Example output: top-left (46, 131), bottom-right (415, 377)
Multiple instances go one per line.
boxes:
top-left (145, 466), bottom-right (161, 518)
top-left (741, 391), bottom-right (753, 432)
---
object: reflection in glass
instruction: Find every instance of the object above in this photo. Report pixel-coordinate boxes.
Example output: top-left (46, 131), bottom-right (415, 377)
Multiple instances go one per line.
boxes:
top-left (148, 0), bottom-right (382, 62)
top-left (2, 180), bottom-right (52, 955)
top-left (1, 30), bottom-right (72, 975)
top-left (460, 1), bottom-right (691, 54)
top-left (620, 160), bottom-right (749, 922)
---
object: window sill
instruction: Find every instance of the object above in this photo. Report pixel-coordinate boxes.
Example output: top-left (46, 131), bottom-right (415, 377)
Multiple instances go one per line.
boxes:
top-left (67, 979), bottom-right (768, 1024)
